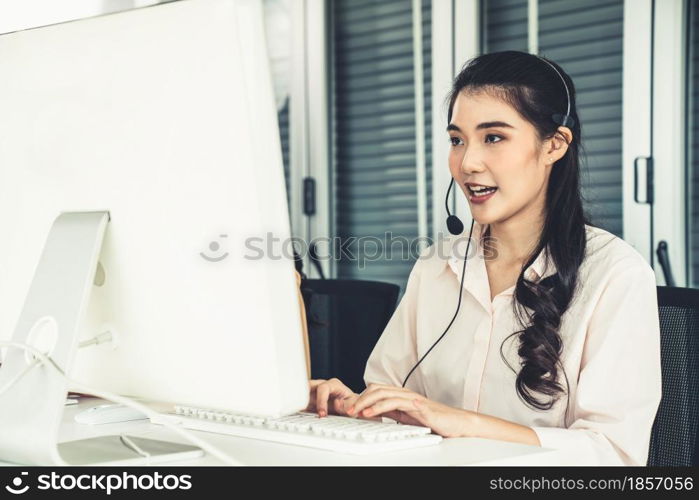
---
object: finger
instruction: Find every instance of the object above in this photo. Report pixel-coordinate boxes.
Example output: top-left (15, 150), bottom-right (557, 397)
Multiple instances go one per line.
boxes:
top-left (331, 397), bottom-right (343, 414)
top-left (350, 388), bottom-right (394, 415)
top-left (382, 410), bottom-right (423, 426)
top-left (307, 380), bottom-right (326, 411)
top-left (359, 397), bottom-right (419, 418)
top-left (364, 383), bottom-right (412, 394)
top-left (381, 409), bottom-right (402, 421)
top-left (304, 390), bottom-right (317, 412)
top-left (330, 379), bottom-right (355, 400)
top-left (304, 399), bottom-right (316, 412)
top-left (344, 394), bottom-right (360, 408)
top-left (315, 383), bottom-right (330, 417)
top-left (349, 389), bottom-right (411, 416)
top-left (333, 393), bottom-right (358, 415)
top-left (332, 395), bottom-right (350, 415)
top-left (317, 379), bottom-right (354, 417)
top-left (309, 379), bottom-right (327, 389)
top-left (382, 405), bottom-right (429, 427)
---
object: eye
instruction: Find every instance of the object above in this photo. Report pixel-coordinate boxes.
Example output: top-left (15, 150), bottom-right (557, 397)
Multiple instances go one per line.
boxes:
top-left (448, 136), bottom-right (463, 146)
top-left (485, 134), bottom-right (502, 144)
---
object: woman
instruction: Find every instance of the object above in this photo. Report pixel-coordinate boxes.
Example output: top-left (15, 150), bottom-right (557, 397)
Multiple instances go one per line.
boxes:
top-left (306, 51), bottom-right (662, 466)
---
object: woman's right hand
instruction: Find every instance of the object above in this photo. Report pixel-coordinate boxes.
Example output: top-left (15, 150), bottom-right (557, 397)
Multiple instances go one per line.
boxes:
top-left (306, 378), bottom-right (358, 417)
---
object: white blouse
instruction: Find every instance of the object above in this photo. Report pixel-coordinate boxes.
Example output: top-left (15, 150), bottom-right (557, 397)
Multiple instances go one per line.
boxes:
top-left (363, 221), bottom-right (662, 465)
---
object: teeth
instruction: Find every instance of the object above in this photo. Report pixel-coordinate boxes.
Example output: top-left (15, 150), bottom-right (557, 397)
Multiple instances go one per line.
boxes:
top-left (468, 185), bottom-right (497, 197)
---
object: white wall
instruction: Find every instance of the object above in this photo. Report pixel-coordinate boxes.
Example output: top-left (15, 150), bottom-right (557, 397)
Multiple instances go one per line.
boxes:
top-left (0, 0), bottom-right (290, 110)
top-left (0, 0), bottom-right (164, 34)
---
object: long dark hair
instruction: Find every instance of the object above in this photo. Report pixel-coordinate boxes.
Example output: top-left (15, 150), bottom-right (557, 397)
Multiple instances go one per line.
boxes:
top-left (446, 51), bottom-right (591, 412)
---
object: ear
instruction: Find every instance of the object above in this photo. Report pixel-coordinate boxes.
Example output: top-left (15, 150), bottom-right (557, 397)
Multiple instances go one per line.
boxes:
top-left (545, 126), bottom-right (573, 164)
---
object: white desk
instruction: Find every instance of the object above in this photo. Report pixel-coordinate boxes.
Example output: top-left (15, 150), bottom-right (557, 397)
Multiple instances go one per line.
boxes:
top-left (8, 397), bottom-right (575, 466)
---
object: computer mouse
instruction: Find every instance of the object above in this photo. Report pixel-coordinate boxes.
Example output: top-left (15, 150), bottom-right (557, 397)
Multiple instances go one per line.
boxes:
top-left (74, 403), bottom-right (149, 425)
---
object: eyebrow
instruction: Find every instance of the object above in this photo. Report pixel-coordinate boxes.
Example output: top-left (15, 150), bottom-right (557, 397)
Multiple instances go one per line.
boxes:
top-left (446, 121), bottom-right (515, 132)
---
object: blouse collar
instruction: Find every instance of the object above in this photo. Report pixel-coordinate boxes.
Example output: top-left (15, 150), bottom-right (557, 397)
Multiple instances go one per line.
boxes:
top-left (442, 220), bottom-right (557, 303)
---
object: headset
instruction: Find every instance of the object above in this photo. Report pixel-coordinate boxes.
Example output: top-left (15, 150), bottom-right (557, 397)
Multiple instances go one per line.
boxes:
top-left (401, 55), bottom-right (575, 389)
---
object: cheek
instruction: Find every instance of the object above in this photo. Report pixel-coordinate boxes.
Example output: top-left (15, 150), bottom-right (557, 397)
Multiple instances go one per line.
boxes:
top-left (498, 164), bottom-right (547, 201)
top-left (448, 149), bottom-right (463, 176)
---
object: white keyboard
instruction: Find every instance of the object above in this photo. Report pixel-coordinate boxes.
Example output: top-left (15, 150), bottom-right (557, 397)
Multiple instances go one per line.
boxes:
top-left (150, 405), bottom-right (442, 455)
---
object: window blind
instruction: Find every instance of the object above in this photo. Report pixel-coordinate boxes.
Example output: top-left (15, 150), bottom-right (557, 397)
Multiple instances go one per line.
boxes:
top-left (484, 0), bottom-right (624, 238)
top-left (483, 0), bottom-right (529, 53)
top-left (539, 0), bottom-right (624, 238)
top-left (331, 0), bottom-right (431, 290)
top-left (278, 99), bottom-right (291, 207)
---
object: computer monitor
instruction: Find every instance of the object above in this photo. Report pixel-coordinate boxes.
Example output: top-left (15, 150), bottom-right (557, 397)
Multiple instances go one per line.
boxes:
top-left (0, 0), bottom-right (309, 464)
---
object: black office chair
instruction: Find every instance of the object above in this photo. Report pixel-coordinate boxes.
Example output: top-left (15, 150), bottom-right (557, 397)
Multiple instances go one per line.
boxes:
top-left (647, 286), bottom-right (699, 466)
top-left (300, 279), bottom-right (400, 394)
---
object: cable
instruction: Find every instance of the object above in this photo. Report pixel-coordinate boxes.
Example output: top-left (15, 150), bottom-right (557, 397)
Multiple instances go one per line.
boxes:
top-left (0, 358), bottom-right (40, 397)
top-left (119, 435), bottom-right (152, 465)
top-left (401, 218), bottom-right (476, 388)
top-left (78, 331), bottom-right (113, 349)
top-left (0, 340), bottom-right (240, 466)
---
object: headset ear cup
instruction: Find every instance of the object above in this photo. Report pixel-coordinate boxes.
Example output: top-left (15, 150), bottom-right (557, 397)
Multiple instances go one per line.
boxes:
top-left (552, 113), bottom-right (575, 128)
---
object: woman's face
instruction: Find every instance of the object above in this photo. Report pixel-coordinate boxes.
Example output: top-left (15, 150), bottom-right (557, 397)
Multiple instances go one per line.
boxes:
top-left (447, 90), bottom-right (566, 226)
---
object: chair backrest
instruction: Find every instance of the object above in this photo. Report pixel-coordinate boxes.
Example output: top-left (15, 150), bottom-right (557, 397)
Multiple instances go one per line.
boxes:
top-left (300, 279), bottom-right (400, 394)
top-left (647, 286), bottom-right (699, 466)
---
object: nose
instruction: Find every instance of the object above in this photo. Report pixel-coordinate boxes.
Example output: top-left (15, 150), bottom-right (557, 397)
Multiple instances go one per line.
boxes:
top-left (459, 149), bottom-right (486, 176)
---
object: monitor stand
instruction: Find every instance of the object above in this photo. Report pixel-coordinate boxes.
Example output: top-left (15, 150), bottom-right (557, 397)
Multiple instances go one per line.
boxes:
top-left (0, 211), bottom-right (202, 465)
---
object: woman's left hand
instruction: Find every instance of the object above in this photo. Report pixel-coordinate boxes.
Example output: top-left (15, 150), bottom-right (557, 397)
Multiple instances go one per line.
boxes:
top-left (347, 383), bottom-right (475, 438)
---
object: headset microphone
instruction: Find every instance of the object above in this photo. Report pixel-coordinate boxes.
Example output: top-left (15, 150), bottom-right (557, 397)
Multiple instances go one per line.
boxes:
top-left (445, 178), bottom-right (464, 236)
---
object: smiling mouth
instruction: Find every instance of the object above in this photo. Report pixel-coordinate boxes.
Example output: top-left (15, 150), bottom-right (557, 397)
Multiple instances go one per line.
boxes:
top-left (467, 185), bottom-right (498, 197)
